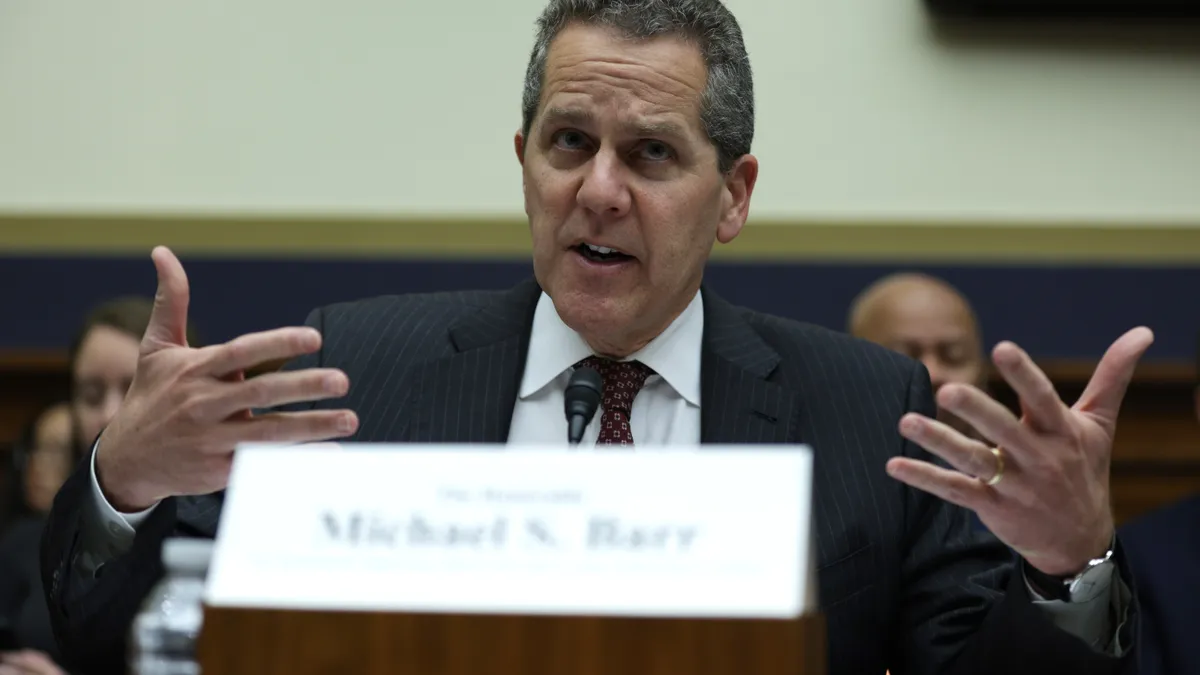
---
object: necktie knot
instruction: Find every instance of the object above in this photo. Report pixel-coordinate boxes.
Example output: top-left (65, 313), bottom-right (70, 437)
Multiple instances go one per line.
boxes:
top-left (574, 356), bottom-right (654, 445)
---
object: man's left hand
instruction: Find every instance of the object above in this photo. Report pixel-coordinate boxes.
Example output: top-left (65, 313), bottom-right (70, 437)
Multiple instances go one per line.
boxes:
top-left (887, 327), bottom-right (1154, 577)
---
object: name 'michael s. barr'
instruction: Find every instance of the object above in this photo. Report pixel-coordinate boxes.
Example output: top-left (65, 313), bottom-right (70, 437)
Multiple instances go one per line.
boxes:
top-left (318, 509), bottom-right (699, 553)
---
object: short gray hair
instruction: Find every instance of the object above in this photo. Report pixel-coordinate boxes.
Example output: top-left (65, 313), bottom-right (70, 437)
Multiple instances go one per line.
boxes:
top-left (520, 0), bottom-right (754, 173)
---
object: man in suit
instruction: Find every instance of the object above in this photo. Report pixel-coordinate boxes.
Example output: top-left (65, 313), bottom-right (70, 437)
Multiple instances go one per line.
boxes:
top-left (42, 1), bottom-right (1152, 674)
top-left (1118, 335), bottom-right (1200, 675)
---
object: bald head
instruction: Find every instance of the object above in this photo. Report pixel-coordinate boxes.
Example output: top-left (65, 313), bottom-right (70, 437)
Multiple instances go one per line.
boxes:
top-left (849, 273), bottom-right (985, 429)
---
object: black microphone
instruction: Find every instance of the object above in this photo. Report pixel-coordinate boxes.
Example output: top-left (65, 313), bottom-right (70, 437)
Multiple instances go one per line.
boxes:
top-left (564, 366), bottom-right (602, 445)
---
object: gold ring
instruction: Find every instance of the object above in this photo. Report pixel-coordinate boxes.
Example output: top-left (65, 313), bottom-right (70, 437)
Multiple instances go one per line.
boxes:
top-left (984, 447), bottom-right (1005, 487)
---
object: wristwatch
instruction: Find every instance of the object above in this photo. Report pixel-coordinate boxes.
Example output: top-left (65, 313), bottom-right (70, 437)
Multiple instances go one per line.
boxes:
top-left (1024, 543), bottom-right (1116, 603)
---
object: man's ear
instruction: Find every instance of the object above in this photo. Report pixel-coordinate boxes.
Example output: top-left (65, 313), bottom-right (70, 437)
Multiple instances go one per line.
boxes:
top-left (514, 131), bottom-right (526, 166)
top-left (716, 154), bottom-right (759, 245)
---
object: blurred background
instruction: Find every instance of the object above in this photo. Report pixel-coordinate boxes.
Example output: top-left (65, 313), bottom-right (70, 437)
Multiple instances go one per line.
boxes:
top-left (1, 0), bottom-right (1198, 527)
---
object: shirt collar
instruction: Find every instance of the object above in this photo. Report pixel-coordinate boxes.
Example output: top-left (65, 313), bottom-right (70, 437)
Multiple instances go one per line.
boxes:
top-left (518, 291), bottom-right (704, 407)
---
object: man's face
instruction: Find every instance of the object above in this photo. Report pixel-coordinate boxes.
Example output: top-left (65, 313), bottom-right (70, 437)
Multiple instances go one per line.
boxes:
top-left (516, 24), bottom-right (756, 356)
top-left (857, 287), bottom-right (984, 432)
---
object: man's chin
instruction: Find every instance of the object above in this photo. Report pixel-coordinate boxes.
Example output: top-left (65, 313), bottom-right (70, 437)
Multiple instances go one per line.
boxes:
top-left (550, 291), bottom-right (642, 353)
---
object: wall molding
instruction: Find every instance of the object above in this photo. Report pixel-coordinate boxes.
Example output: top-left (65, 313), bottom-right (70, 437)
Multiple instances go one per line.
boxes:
top-left (2, 214), bottom-right (1199, 262)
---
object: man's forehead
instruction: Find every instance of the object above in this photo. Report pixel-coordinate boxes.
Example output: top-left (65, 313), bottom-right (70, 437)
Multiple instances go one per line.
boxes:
top-left (888, 330), bottom-right (973, 345)
top-left (538, 24), bottom-right (707, 122)
top-left (885, 310), bottom-right (976, 337)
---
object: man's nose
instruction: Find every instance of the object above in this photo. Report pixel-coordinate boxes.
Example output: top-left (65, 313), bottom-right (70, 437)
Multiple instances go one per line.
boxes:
top-left (576, 150), bottom-right (632, 219)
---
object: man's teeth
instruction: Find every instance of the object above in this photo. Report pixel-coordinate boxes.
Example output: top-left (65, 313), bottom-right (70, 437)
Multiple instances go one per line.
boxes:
top-left (586, 244), bottom-right (618, 255)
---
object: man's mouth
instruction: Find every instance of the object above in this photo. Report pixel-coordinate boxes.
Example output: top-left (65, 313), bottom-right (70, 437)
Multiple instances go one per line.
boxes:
top-left (574, 242), bottom-right (634, 264)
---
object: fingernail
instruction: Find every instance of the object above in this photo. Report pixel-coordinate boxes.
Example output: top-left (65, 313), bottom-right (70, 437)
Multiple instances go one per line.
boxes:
top-left (337, 414), bottom-right (355, 434)
top-left (900, 416), bottom-right (921, 435)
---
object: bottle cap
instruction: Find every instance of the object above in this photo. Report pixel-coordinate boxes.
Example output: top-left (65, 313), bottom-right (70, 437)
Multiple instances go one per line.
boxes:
top-left (161, 537), bottom-right (215, 575)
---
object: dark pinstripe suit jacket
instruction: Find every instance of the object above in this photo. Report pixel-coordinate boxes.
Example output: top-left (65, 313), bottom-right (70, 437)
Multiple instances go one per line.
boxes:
top-left (41, 278), bottom-right (1135, 675)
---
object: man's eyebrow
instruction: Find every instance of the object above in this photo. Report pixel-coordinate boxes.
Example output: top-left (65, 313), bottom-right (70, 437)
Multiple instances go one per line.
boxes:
top-left (541, 107), bottom-right (594, 128)
top-left (629, 119), bottom-right (688, 139)
top-left (540, 107), bottom-right (688, 139)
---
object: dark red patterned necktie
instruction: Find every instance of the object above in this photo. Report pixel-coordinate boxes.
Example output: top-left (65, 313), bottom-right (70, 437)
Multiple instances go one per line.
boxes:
top-left (575, 356), bottom-right (654, 446)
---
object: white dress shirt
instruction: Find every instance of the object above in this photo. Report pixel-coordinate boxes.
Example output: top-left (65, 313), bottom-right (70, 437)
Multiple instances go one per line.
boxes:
top-left (81, 289), bottom-right (1122, 654)
top-left (507, 290), bottom-right (702, 447)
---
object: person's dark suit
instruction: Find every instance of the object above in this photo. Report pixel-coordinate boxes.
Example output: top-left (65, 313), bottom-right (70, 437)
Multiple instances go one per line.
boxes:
top-left (1120, 494), bottom-right (1200, 675)
top-left (41, 279), bottom-right (1136, 675)
top-left (0, 516), bottom-right (62, 660)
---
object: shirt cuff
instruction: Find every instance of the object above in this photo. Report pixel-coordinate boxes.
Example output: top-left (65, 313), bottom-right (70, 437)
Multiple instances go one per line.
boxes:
top-left (80, 440), bottom-right (160, 571)
top-left (1025, 562), bottom-right (1128, 657)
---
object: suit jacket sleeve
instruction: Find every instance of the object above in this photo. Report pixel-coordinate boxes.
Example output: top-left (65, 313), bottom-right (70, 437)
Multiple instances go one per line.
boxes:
top-left (39, 308), bottom-right (328, 675)
top-left (893, 364), bottom-right (1137, 675)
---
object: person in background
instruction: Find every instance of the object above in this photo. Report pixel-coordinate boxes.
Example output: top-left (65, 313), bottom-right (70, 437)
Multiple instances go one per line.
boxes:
top-left (15, 405), bottom-right (73, 516)
top-left (1118, 332), bottom-right (1200, 675)
top-left (0, 297), bottom-right (196, 675)
top-left (848, 272), bottom-right (987, 440)
top-left (0, 404), bottom-right (73, 675)
top-left (68, 298), bottom-right (153, 454)
top-left (2, 406), bottom-right (72, 530)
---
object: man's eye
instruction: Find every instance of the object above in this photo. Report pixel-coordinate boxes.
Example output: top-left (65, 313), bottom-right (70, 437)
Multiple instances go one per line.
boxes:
top-left (635, 140), bottom-right (673, 162)
top-left (553, 130), bottom-right (590, 151)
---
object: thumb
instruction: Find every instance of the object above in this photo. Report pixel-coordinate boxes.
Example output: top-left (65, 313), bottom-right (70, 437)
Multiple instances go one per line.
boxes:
top-left (142, 246), bottom-right (191, 351)
top-left (1075, 326), bottom-right (1154, 425)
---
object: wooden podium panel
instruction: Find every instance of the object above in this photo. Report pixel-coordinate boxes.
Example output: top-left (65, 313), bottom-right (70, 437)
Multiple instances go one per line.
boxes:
top-left (198, 607), bottom-right (826, 675)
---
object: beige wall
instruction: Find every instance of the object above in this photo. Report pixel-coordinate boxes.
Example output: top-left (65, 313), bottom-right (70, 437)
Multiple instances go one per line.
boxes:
top-left (1, 0), bottom-right (1198, 224)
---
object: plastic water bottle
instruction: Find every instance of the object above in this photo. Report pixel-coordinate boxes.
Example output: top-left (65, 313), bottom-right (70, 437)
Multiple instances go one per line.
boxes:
top-left (129, 537), bottom-right (214, 675)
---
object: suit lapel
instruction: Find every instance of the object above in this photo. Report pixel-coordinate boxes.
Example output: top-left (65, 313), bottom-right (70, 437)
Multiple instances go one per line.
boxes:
top-left (403, 280), bottom-right (800, 445)
top-left (406, 279), bottom-right (541, 444)
top-left (699, 289), bottom-right (801, 445)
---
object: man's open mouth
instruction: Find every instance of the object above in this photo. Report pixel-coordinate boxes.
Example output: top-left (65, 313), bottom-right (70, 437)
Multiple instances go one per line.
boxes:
top-left (575, 242), bottom-right (634, 264)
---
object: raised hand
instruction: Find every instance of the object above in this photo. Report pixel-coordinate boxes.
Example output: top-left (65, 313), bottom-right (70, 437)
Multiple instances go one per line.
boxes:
top-left (95, 246), bottom-right (360, 512)
top-left (886, 327), bottom-right (1154, 576)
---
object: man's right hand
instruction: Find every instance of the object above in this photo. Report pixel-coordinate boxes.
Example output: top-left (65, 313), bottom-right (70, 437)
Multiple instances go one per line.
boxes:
top-left (95, 246), bottom-right (360, 513)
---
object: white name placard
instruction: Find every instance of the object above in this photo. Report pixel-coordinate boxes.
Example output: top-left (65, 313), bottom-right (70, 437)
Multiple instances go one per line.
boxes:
top-left (206, 444), bottom-right (815, 619)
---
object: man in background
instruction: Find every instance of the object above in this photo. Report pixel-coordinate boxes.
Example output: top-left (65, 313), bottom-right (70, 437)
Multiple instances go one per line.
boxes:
top-left (849, 272), bottom-right (986, 440)
top-left (1119, 332), bottom-right (1200, 675)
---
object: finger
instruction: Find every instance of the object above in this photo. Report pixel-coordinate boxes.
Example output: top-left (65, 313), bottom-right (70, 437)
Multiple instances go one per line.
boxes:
top-left (899, 414), bottom-right (999, 482)
top-left (143, 246), bottom-right (191, 350)
top-left (202, 369), bottom-right (350, 419)
top-left (0, 651), bottom-right (59, 675)
top-left (0, 665), bottom-right (20, 675)
top-left (199, 327), bottom-right (322, 377)
top-left (218, 409), bottom-right (359, 447)
top-left (992, 341), bottom-right (1070, 434)
top-left (0, 651), bottom-right (36, 668)
top-left (1076, 327), bottom-right (1155, 424)
top-left (2, 651), bottom-right (53, 667)
top-left (222, 368), bottom-right (252, 421)
top-left (937, 383), bottom-right (1030, 456)
top-left (886, 457), bottom-right (995, 511)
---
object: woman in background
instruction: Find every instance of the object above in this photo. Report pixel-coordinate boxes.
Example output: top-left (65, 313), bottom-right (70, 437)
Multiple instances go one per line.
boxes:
top-left (0, 297), bottom-right (198, 675)
top-left (0, 403), bottom-right (73, 675)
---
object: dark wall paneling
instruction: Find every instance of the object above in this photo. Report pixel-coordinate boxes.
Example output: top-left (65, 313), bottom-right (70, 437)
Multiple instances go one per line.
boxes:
top-left (1, 256), bottom-right (1197, 361)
